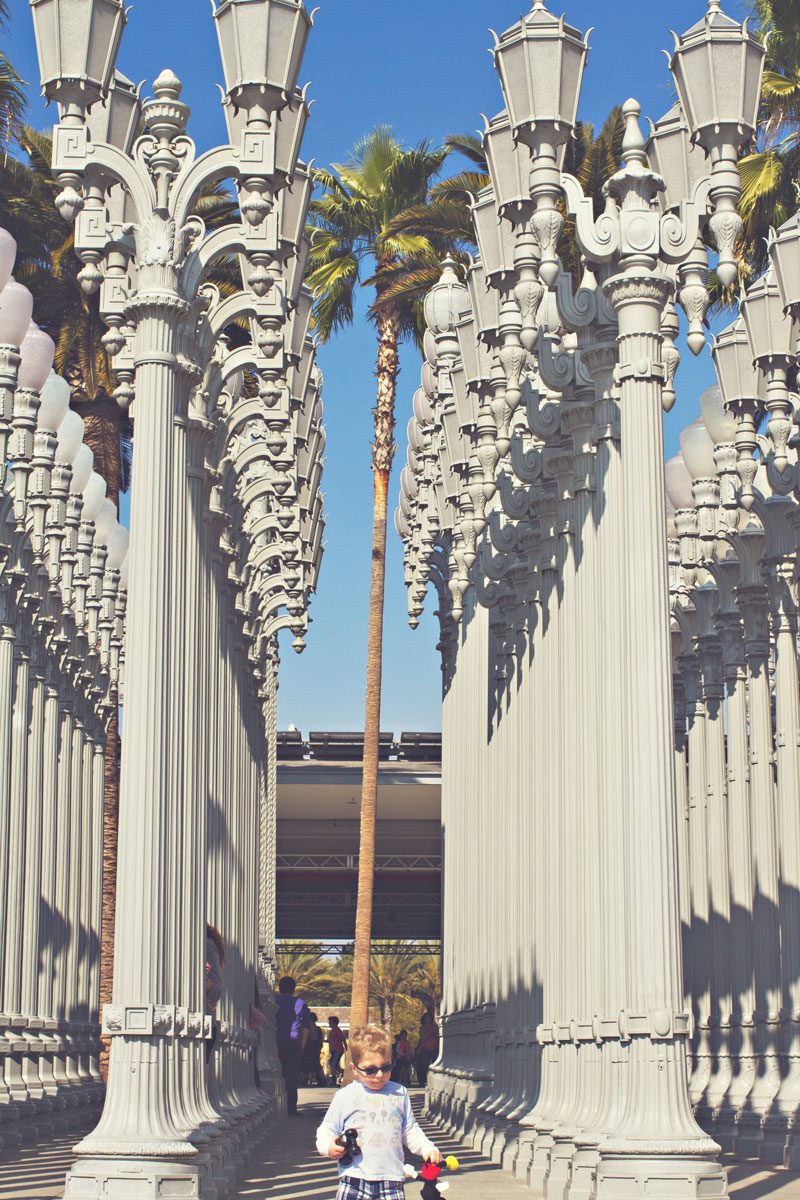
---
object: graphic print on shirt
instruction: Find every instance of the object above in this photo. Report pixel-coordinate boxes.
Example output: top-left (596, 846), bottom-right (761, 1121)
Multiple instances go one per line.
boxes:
top-left (358, 1091), bottom-right (404, 1153)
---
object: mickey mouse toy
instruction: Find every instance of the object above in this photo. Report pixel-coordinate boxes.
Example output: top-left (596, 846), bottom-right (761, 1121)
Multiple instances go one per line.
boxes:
top-left (404, 1155), bottom-right (459, 1199)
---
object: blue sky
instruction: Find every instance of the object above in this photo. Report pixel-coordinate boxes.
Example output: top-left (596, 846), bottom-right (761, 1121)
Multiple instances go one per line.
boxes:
top-left (7, 0), bottom-right (741, 734)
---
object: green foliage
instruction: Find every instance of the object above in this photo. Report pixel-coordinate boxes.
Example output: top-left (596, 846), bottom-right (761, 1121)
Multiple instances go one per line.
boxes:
top-left (306, 125), bottom-right (450, 346)
top-left (274, 943), bottom-right (350, 1006)
top-left (0, 1), bottom-right (27, 148)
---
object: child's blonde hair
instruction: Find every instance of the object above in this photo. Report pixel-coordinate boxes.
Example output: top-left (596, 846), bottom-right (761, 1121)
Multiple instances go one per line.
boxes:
top-left (349, 1024), bottom-right (391, 1064)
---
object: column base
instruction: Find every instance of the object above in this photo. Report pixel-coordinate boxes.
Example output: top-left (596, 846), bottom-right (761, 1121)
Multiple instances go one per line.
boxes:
top-left (596, 1152), bottom-right (727, 1200)
top-left (759, 1116), bottom-right (789, 1164)
top-left (65, 1157), bottom-right (205, 1200)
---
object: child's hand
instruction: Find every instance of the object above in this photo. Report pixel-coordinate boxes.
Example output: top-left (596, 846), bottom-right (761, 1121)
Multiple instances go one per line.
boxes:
top-left (426, 1149), bottom-right (443, 1165)
top-left (328, 1141), bottom-right (347, 1160)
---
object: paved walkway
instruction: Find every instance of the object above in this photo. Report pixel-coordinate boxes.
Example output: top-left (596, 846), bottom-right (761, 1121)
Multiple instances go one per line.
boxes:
top-left (4, 1091), bottom-right (800, 1200)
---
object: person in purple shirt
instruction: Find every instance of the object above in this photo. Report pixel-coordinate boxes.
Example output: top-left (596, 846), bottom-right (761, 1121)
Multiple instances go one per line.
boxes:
top-left (274, 975), bottom-right (311, 1115)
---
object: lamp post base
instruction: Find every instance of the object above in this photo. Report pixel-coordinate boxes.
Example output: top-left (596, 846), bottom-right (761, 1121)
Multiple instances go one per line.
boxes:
top-left (64, 1158), bottom-right (205, 1200)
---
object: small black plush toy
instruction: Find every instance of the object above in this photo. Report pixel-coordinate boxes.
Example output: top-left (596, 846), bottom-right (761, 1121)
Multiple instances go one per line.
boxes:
top-left (336, 1128), bottom-right (360, 1167)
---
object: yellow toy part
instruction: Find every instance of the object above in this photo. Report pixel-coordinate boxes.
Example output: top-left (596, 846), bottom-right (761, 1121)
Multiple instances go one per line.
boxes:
top-left (444, 1156), bottom-right (459, 1172)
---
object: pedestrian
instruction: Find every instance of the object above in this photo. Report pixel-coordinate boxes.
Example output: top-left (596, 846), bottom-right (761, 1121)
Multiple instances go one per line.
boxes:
top-left (316, 1023), bottom-right (442, 1200)
top-left (302, 1012), bottom-right (326, 1086)
top-left (274, 975), bottom-right (310, 1116)
top-left (327, 1014), bottom-right (347, 1085)
top-left (415, 1012), bottom-right (439, 1087)
top-left (205, 924), bottom-right (225, 1081)
top-left (391, 1029), bottom-right (411, 1085)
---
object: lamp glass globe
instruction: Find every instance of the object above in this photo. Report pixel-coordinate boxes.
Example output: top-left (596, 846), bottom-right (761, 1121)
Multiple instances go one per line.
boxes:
top-left (680, 416), bottom-right (717, 481)
top-left (82, 472), bottom-right (107, 521)
top-left (0, 279), bottom-right (33, 347)
top-left (700, 383), bottom-right (737, 445)
top-left (0, 229), bottom-right (17, 294)
top-left (56, 410), bottom-right (85, 467)
top-left (69, 443), bottom-right (94, 492)
top-left (37, 371), bottom-right (71, 432)
top-left (664, 453), bottom-right (696, 509)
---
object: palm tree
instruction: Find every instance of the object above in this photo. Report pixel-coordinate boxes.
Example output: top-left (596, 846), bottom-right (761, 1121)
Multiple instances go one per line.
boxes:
top-left (382, 111), bottom-right (625, 319)
top-left (408, 952), bottom-right (441, 1016)
top-left (307, 128), bottom-right (448, 1029)
top-left (367, 941), bottom-right (428, 1031)
top-left (275, 944), bottom-right (344, 1000)
top-left (0, 1), bottom-right (26, 149)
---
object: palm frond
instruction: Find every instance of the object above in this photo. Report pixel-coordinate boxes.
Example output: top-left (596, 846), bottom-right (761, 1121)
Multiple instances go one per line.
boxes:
top-left (444, 132), bottom-right (487, 170)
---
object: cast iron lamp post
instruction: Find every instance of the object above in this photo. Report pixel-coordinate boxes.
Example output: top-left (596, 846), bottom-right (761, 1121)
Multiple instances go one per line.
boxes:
top-left (29, 0), bottom-right (319, 1194)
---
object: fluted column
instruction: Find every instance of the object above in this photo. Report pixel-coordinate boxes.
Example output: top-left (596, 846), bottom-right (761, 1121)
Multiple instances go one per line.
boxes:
top-left (714, 610), bottom-right (755, 1149)
top-left (0, 592), bottom-right (17, 1115)
top-left (735, 578), bottom-right (780, 1155)
top-left (36, 658), bottom-right (63, 1107)
top-left (679, 640), bottom-right (711, 1108)
top-left (694, 599), bottom-right (733, 1133)
top-left (762, 547), bottom-right (800, 1165)
top-left (599, 268), bottom-right (721, 1196)
top-left (3, 610), bottom-right (34, 1108)
top-left (65, 285), bottom-right (202, 1195)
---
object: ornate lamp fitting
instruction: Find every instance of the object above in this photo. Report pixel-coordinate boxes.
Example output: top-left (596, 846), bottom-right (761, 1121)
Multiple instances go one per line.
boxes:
top-left (669, 1), bottom-right (765, 286)
top-left (646, 103), bottom-right (709, 214)
top-left (740, 271), bottom-right (796, 473)
top-left (86, 70), bottom-right (142, 154)
top-left (482, 110), bottom-right (535, 222)
top-left (30, 0), bottom-right (128, 118)
top-left (213, 0), bottom-right (314, 123)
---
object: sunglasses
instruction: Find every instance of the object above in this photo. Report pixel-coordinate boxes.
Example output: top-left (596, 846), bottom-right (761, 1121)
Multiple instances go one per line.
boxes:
top-left (355, 1062), bottom-right (392, 1076)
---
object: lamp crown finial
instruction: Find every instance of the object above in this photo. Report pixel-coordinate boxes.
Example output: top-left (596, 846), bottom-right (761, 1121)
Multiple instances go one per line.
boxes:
top-left (153, 69), bottom-right (183, 101)
top-left (621, 98), bottom-right (648, 167)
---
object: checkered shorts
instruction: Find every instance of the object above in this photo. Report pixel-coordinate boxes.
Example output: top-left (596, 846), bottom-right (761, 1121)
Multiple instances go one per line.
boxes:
top-left (336, 1177), bottom-right (405, 1200)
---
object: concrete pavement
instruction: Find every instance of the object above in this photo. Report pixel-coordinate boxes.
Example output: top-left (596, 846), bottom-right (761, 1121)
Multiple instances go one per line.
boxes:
top-left (5, 1091), bottom-right (800, 1200)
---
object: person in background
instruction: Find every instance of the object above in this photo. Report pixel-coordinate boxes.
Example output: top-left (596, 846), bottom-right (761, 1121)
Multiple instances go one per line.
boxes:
top-left (205, 924), bottom-right (225, 1081)
top-left (302, 1011), bottom-right (326, 1086)
top-left (274, 975), bottom-right (310, 1116)
top-left (327, 1014), bottom-right (347, 1085)
top-left (391, 1028), bottom-right (411, 1085)
top-left (415, 1011), bottom-right (439, 1087)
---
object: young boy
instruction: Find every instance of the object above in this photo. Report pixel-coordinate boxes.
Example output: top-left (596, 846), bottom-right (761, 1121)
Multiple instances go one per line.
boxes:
top-left (316, 1024), bottom-right (442, 1200)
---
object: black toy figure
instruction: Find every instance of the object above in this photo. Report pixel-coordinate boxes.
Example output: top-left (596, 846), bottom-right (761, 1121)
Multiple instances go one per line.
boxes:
top-left (335, 1127), bottom-right (360, 1167)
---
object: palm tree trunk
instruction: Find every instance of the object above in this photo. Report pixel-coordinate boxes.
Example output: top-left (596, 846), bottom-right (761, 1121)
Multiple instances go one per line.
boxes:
top-left (76, 393), bottom-right (122, 1083)
top-left (350, 301), bottom-right (400, 1033)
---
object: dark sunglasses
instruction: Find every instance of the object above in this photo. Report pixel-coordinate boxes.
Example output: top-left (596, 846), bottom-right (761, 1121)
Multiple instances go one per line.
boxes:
top-left (355, 1062), bottom-right (392, 1076)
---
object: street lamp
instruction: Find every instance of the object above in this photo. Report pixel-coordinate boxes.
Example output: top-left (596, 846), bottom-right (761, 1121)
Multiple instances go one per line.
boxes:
top-left (29, 0), bottom-right (322, 1192)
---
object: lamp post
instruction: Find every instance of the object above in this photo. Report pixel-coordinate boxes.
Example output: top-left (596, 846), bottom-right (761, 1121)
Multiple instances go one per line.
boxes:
top-left (29, 0), bottom-right (319, 1194)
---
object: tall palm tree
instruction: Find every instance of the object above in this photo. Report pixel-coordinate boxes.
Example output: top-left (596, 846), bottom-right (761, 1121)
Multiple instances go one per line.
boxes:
top-left (307, 128), bottom-right (448, 1029)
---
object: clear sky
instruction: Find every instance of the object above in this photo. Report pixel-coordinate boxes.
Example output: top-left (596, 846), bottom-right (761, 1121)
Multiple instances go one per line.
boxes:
top-left (6, 0), bottom-right (742, 734)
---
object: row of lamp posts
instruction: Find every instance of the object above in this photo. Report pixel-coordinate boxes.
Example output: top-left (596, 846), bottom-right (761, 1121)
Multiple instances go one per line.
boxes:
top-left (396, 0), bottom-right (782, 1195)
top-left (8, 0), bottom-right (327, 1194)
top-left (0, 228), bottom-right (128, 1146)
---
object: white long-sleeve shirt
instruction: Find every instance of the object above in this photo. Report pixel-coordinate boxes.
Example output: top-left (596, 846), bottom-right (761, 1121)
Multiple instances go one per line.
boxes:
top-left (315, 1080), bottom-right (437, 1181)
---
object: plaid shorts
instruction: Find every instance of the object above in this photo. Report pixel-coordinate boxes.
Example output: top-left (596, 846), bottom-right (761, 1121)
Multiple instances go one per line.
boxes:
top-left (336, 1177), bottom-right (404, 1200)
